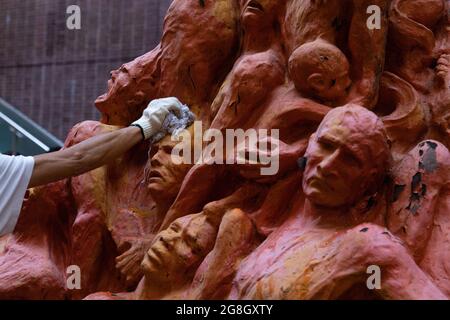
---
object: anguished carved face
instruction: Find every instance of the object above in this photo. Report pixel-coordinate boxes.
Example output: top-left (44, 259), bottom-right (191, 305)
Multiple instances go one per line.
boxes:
top-left (145, 125), bottom-right (196, 209)
top-left (141, 213), bottom-right (216, 284)
top-left (302, 105), bottom-right (390, 208)
top-left (145, 131), bottom-right (194, 208)
top-left (95, 50), bottom-right (160, 125)
top-left (240, 0), bottom-right (284, 29)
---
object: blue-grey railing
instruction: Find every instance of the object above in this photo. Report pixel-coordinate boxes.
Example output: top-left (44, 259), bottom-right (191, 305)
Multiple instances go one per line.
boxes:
top-left (0, 98), bottom-right (63, 156)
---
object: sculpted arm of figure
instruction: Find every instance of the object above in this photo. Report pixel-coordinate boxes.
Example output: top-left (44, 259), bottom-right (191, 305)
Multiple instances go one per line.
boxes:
top-left (436, 54), bottom-right (450, 87)
top-left (115, 236), bottom-right (155, 286)
top-left (293, 225), bottom-right (447, 300)
top-left (188, 209), bottom-right (256, 299)
top-left (346, 0), bottom-right (389, 108)
top-left (358, 226), bottom-right (447, 300)
top-left (231, 136), bottom-right (304, 184)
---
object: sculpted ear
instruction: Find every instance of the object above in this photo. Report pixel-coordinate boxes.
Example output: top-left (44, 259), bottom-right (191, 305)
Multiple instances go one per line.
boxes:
top-left (364, 167), bottom-right (384, 195)
top-left (307, 73), bottom-right (327, 93)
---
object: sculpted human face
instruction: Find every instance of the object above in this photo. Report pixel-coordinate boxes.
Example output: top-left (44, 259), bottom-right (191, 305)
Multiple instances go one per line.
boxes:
top-left (96, 64), bottom-right (132, 108)
top-left (240, 0), bottom-right (279, 29)
top-left (95, 61), bottom-right (150, 125)
top-left (311, 60), bottom-right (352, 104)
top-left (302, 118), bottom-right (370, 207)
top-left (146, 135), bottom-right (192, 202)
top-left (326, 64), bottom-right (352, 102)
top-left (142, 214), bottom-right (215, 283)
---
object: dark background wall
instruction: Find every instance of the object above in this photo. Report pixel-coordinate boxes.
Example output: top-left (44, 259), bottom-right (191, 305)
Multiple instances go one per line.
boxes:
top-left (0, 0), bottom-right (172, 140)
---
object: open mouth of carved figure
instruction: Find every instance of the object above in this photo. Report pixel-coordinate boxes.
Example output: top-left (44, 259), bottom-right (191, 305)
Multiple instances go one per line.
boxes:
top-left (148, 170), bottom-right (163, 180)
top-left (246, 0), bottom-right (264, 13)
top-left (147, 248), bottom-right (163, 267)
top-left (95, 93), bottom-right (107, 103)
top-left (307, 174), bottom-right (335, 192)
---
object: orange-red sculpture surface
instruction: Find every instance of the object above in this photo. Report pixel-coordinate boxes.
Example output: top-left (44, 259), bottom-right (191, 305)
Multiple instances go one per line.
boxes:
top-left (0, 0), bottom-right (449, 300)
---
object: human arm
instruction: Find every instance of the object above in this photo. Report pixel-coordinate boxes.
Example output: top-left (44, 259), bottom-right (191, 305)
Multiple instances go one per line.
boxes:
top-left (29, 126), bottom-right (142, 188)
top-left (29, 97), bottom-right (184, 188)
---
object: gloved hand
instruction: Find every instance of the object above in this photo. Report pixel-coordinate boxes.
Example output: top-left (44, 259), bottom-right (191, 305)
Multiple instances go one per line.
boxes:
top-left (131, 97), bottom-right (184, 140)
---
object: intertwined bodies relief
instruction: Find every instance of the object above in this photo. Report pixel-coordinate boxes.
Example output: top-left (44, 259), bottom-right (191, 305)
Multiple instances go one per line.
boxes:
top-left (0, 0), bottom-right (449, 300)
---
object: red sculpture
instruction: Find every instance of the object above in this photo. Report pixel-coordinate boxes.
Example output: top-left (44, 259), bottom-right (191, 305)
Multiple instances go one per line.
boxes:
top-left (0, 0), bottom-right (449, 300)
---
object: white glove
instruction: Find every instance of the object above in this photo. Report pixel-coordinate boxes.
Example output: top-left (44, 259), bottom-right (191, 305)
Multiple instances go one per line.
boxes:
top-left (131, 97), bottom-right (184, 140)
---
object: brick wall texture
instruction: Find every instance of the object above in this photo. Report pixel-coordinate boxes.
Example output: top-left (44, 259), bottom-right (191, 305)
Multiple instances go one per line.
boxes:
top-left (0, 0), bottom-right (172, 140)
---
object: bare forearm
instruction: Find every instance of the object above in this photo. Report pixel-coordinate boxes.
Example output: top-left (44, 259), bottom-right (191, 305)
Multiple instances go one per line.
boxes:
top-left (30, 126), bottom-right (142, 188)
top-left (63, 126), bottom-right (143, 168)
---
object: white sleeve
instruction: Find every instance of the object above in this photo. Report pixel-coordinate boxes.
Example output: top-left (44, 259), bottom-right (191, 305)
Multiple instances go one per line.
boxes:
top-left (0, 154), bottom-right (35, 236)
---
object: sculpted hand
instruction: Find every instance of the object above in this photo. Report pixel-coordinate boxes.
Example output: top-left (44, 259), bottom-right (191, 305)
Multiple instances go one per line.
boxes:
top-left (345, 78), bottom-right (375, 109)
top-left (116, 238), bottom-right (153, 286)
top-left (131, 97), bottom-right (183, 140)
top-left (231, 136), bottom-right (300, 183)
top-left (436, 54), bottom-right (450, 86)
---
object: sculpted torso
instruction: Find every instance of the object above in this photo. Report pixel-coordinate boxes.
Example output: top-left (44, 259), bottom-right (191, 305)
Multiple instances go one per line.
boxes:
top-left (231, 107), bottom-right (450, 300)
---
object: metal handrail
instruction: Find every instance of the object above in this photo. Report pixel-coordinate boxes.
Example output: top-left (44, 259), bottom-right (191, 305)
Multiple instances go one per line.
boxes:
top-left (0, 111), bottom-right (50, 152)
top-left (0, 97), bottom-right (63, 155)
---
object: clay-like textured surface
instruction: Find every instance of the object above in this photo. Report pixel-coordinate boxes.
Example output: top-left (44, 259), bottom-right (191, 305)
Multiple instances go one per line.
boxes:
top-left (0, 0), bottom-right (449, 300)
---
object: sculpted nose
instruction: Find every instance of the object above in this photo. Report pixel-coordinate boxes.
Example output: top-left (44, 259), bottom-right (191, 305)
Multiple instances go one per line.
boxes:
top-left (159, 234), bottom-right (176, 250)
top-left (150, 153), bottom-right (162, 167)
top-left (161, 237), bottom-right (171, 249)
top-left (317, 150), bottom-right (339, 174)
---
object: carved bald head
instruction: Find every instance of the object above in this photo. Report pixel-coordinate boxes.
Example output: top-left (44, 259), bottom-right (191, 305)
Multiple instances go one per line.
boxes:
top-left (289, 39), bottom-right (351, 104)
top-left (303, 104), bottom-right (390, 208)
